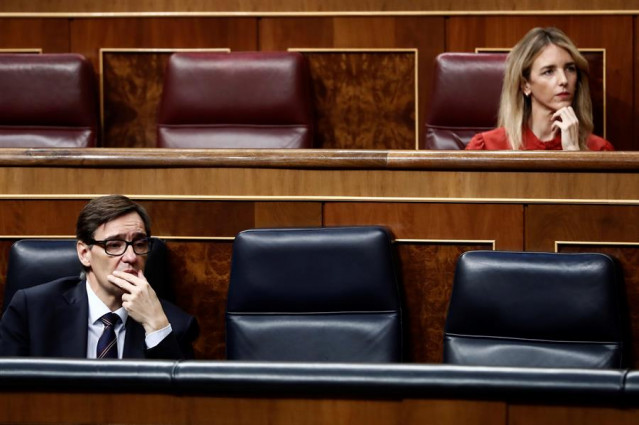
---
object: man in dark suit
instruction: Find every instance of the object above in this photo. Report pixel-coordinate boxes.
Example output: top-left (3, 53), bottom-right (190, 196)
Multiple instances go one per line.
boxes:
top-left (0, 195), bottom-right (198, 359)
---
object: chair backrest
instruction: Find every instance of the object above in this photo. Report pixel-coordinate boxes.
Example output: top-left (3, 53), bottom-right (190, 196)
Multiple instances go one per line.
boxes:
top-left (3, 238), bottom-right (173, 312)
top-left (425, 53), bottom-right (506, 150)
top-left (226, 226), bottom-right (403, 362)
top-left (443, 250), bottom-right (627, 368)
top-left (157, 51), bottom-right (314, 149)
top-left (0, 54), bottom-right (98, 147)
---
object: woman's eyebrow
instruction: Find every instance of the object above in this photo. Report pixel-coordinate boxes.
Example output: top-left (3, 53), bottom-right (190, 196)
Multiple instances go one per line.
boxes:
top-left (538, 64), bottom-right (556, 71)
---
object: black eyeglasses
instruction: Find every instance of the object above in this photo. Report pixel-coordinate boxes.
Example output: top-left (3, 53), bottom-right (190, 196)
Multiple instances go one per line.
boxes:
top-left (89, 237), bottom-right (152, 256)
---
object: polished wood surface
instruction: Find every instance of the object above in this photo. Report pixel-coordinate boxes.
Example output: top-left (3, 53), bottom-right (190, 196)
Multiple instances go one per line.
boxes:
top-left (1, 13), bottom-right (636, 150)
top-left (0, 18), bottom-right (68, 52)
top-left (71, 17), bottom-right (257, 72)
top-left (0, 391), bottom-right (513, 425)
top-left (509, 405), bottom-right (639, 425)
top-left (1, 0), bottom-right (639, 13)
top-left (1, 148), bottom-right (639, 169)
top-left (2, 391), bottom-right (638, 425)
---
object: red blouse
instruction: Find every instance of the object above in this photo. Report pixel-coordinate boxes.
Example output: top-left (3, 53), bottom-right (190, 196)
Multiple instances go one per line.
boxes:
top-left (465, 127), bottom-right (615, 151)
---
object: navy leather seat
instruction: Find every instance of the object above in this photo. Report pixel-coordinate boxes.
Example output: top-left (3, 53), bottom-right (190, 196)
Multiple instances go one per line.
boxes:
top-left (443, 251), bottom-right (627, 368)
top-left (3, 237), bottom-right (173, 312)
top-left (226, 226), bottom-right (403, 362)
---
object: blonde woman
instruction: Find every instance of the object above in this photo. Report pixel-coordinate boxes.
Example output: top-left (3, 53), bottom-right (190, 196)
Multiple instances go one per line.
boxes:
top-left (466, 27), bottom-right (613, 151)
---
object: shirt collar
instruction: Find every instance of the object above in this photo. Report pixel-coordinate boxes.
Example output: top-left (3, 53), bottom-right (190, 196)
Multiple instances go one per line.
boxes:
top-left (86, 280), bottom-right (128, 326)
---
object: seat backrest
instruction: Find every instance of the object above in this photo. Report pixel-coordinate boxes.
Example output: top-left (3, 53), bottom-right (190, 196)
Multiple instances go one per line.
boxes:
top-left (226, 226), bottom-right (403, 362)
top-left (444, 250), bottom-right (627, 368)
top-left (157, 51), bottom-right (314, 149)
top-left (0, 54), bottom-right (98, 147)
top-left (425, 53), bottom-right (506, 149)
top-left (3, 238), bottom-right (173, 312)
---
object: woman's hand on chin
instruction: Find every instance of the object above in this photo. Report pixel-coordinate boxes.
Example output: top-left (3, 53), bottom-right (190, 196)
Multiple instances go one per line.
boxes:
top-left (551, 106), bottom-right (580, 150)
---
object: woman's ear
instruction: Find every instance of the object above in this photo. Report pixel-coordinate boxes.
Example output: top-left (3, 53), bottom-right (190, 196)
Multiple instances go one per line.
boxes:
top-left (521, 81), bottom-right (531, 97)
top-left (77, 240), bottom-right (92, 268)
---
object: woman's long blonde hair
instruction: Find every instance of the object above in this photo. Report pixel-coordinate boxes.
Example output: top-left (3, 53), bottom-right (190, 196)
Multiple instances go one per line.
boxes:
top-left (498, 27), bottom-right (593, 150)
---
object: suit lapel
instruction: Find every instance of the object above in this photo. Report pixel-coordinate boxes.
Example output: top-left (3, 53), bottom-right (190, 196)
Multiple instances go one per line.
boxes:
top-left (52, 278), bottom-right (147, 358)
top-left (57, 280), bottom-right (89, 358)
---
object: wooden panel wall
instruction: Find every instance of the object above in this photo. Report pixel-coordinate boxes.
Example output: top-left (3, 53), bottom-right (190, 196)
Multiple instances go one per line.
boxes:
top-left (70, 18), bottom-right (258, 72)
top-left (1, 155), bottom-right (639, 364)
top-left (1, 14), bottom-right (637, 149)
top-left (0, 18), bottom-right (69, 52)
top-left (260, 16), bottom-right (444, 149)
top-left (3, 391), bottom-right (639, 425)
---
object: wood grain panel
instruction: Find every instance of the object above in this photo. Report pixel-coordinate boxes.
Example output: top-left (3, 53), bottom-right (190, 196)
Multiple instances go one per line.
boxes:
top-left (188, 397), bottom-right (401, 425)
top-left (397, 242), bottom-right (491, 362)
top-left (302, 50), bottom-right (416, 149)
top-left (0, 18), bottom-right (69, 52)
top-left (0, 199), bottom-right (257, 239)
top-left (403, 399), bottom-right (506, 425)
top-left (509, 404), bottom-right (639, 425)
top-left (0, 0), bottom-right (638, 12)
top-left (101, 51), bottom-right (173, 148)
top-left (3, 164), bottom-right (639, 202)
top-left (167, 240), bottom-right (233, 359)
top-left (260, 17), bottom-right (445, 149)
top-left (70, 17), bottom-right (257, 72)
top-left (0, 200), bottom-right (86, 235)
top-left (0, 391), bottom-right (634, 425)
top-left (525, 205), bottom-right (639, 251)
top-left (254, 202), bottom-right (322, 227)
top-left (0, 393), bottom-right (184, 424)
top-left (634, 17), bottom-right (639, 155)
top-left (140, 200), bottom-right (256, 237)
top-left (324, 202), bottom-right (523, 250)
top-left (557, 244), bottom-right (639, 368)
top-left (447, 16), bottom-right (634, 150)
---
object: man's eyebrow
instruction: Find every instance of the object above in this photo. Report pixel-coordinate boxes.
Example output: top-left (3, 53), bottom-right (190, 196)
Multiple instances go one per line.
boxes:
top-left (102, 232), bottom-right (147, 240)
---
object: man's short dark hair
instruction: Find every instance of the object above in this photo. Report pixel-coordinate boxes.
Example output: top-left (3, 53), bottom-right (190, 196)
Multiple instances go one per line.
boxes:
top-left (76, 195), bottom-right (152, 243)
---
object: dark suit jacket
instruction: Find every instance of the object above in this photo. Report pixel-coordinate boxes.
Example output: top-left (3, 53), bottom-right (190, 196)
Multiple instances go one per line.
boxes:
top-left (0, 276), bottom-right (199, 359)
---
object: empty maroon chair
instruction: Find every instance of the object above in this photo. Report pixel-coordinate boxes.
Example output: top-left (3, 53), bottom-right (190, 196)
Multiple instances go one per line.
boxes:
top-left (0, 54), bottom-right (98, 147)
top-left (425, 53), bottom-right (506, 150)
top-left (157, 52), bottom-right (314, 148)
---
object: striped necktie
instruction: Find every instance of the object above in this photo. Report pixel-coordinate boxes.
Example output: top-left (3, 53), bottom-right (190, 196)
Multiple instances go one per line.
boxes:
top-left (96, 312), bottom-right (120, 359)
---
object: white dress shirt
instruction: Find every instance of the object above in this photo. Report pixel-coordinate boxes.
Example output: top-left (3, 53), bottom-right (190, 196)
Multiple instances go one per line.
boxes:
top-left (85, 281), bottom-right (171, 358)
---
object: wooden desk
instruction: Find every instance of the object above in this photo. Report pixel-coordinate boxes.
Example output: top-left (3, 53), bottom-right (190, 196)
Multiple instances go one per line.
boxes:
top-left (1, 149), bottom-right (638, 363)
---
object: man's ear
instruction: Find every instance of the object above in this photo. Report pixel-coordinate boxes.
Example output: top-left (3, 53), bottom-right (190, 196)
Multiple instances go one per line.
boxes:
top-left (77, 240), bottom-right (91, 268)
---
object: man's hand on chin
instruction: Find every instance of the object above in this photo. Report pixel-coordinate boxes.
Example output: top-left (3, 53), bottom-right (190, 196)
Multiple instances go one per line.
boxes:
top-left (107, 270), bottom-right (170, 334)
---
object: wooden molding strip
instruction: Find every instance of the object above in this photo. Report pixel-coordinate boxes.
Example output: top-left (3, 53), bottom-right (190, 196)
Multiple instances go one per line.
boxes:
top-left (1, 148), bottom-right (639, 171)
top-left (2, 10), bottom-right (639, 18)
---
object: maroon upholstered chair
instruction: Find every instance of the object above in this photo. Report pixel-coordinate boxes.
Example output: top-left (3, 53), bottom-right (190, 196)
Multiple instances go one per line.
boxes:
top-left (157, 52), bottom-right (314, 148)
top-left (425, 53), bottom-right (507, 150)
top-left (0, 54), bottom-right (98, 147)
